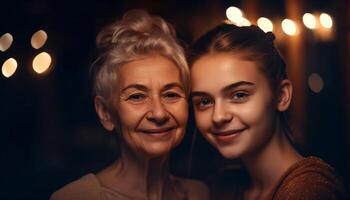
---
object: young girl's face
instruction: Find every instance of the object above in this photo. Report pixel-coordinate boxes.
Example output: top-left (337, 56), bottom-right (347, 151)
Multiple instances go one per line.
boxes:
top-left (191, 53), bottom-right (279, 159)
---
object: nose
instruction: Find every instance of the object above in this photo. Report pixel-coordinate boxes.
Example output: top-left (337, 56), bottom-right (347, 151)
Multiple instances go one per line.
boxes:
top-left (146, 97), bottom-right (170, 124)
top-left (212, 100), bottom-right (233, 127)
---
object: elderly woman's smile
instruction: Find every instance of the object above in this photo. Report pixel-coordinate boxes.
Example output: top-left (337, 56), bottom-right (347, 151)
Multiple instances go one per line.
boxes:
top-left (108, 54), bottom-right (188, 158)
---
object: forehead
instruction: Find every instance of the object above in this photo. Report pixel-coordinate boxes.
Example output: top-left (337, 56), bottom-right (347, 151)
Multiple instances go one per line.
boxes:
top-left (118, 55), bottom-right (181, 87)
top-left (191, 53), bottom-right (267, 92)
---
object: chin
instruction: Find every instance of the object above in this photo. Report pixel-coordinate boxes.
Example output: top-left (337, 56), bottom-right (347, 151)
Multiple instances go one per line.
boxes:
top-left (217, 147), bottom-right (243, 160)
top-left (142, 144), bottom-right (174, 158)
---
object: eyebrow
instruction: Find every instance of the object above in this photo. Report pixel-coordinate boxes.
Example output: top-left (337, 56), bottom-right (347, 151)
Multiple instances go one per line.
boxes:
top-left (121, 84), bottom-right (149, 93)
top-left (221, 81), bottom-right (255, 93)
top-left (191, 81), bottom-right (255, 97)
top-left (121, 82), bottom-right (184, 93)
top-left (162, 82), bottom-right (184, 92)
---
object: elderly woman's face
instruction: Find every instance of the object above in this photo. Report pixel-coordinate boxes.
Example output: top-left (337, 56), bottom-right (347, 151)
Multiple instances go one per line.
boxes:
top-left (109, 54), bottom-right (188, 158)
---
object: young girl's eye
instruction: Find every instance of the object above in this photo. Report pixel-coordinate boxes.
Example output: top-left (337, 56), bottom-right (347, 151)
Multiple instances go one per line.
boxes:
top-left (231, 92), bottom-right (249, 102)
top-left (193, 98), bottom-right (213, 110)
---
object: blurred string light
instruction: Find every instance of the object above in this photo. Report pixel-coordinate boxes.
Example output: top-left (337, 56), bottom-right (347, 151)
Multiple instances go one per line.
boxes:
top-left (236, 17), bottom-right (251, 27)
top-left (31, 30), bottom-right (48, 49)
top-left (226, 6), bottom-right (243, 24)
top-left (303, 13), bottom-right (316, 29)
top-left (319, 13), bottom-right (333, 29)
top-left (2, 58), bottom-right (17, 78)
top-left (225, 7), bottom-right (334, 37)
top-left (281, 19), bottom-right (297, 36)
top-left (32, 52), bottom-right (52, 74)
top-left (0, 33), bottom-right (13, 52)
top-left (225, 6), bottom-right (251, 27)
top-left (308, 73), bottom-right (324, 93)
top-left (257, 17), bottom-right (273, 32)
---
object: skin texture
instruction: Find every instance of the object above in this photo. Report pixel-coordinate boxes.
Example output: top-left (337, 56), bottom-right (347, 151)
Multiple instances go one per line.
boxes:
top-left (191, 53), bottom-right (277, 159)
top-left (94, 54), bottom-right (208, 200)
top-left (104, 54), bottom-right (188, 158)
top-left (191, 53), bottom-right (301, 199)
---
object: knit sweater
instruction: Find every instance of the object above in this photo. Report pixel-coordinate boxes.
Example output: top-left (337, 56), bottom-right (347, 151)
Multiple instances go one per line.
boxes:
top-left (209, 156), bottom-right (347, 200)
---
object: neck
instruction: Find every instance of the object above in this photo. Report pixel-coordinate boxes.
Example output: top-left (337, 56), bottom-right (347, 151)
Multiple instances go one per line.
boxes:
top-left (242, 128), bottom-right (302, 193)
top-left (97, 143), bottom-right (172, 200)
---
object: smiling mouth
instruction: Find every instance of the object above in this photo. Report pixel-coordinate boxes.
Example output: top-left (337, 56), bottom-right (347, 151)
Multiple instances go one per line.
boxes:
top-left (138, 127), bottom-right (177, 134)
top-left (212, 128), bottom-right (247, 136)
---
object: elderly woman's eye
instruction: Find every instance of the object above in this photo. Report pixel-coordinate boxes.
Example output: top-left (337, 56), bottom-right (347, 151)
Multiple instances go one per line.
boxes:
top-left (127, 93), bottom-right (146, 101)
top-left (164, 92), bottom-right (180, 98)
top-left (163, 92), bottom-right (181, 101)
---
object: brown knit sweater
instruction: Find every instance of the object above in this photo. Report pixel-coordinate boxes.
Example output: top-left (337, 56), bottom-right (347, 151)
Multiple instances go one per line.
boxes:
top-left (209, 157), bottom-right (347, 200)
top-left (268, 156), bottom-right (346, 199)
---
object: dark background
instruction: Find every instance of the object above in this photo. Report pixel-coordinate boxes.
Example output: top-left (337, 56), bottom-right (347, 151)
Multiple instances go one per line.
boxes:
top-left (1, 0), bottom-right (349, 199)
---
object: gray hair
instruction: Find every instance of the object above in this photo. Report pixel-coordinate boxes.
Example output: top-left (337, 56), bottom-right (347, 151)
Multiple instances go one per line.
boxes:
top-left (91, 9), bottom-right (190, 99)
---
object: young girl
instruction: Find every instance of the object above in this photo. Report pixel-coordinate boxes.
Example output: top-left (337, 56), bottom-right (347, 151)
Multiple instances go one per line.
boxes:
top-left (189, 24), bottom-right (346, 199)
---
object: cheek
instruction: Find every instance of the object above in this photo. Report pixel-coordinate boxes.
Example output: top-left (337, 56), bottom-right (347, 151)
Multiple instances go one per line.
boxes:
top-left (168, 101), bottom-right (188, 125)
top-left (239, 99), bottom-right (276, 130)
top-left (117, 104), bottom-right (147, 130)
top-left (194, 109), bottom-right (212, 132)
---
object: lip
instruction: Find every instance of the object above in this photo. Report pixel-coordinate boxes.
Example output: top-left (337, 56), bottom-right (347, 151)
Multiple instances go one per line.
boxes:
top-left (138, 126), bottom-right (177, 134)
top-left (211, 128), bottom-right (246, 141)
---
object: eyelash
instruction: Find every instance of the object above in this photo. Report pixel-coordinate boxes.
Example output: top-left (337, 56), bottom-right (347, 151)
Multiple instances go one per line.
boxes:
top-left (231, 91), bottom-right (250, 102)
top-left (126, 93), bottom-right (146, 102)
top-left (164, 92), bottom-right (180, 98)
top-left (163, 92), bottom-right (182, 103)
top-left (193, 91), bottom-right (250, 109)
top-left (193, 98), bottom-right (213, 110)
top-left (126, 92), bottom-right (182, 103)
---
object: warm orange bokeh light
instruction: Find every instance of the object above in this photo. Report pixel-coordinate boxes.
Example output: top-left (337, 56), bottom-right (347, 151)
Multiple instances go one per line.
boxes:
top-left (2, 58), bottom-right (17, 78)
top-left (32, 52), bottom-right (52, 74)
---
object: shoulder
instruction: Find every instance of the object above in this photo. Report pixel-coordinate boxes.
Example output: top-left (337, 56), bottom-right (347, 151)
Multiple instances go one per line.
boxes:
top-left (50, 173), bottom-right (101, 200)
top-left (273, 156), bottom-right (347, 200)
top-left (171, 176), bottom-right (210, 200)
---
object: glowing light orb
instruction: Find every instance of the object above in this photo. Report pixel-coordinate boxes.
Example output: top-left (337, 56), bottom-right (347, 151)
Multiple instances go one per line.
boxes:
top-left (0, 33), bottom-right (13, 52)
top-left (2, 58), bottom-right (17, 78)
top-left (319, 13), bottom-right (333, 29)
top-left (32, 52), bottom-right (52, 74)
top-left (31, 30), bottom-right (48, 49)
top-left (257, 17), bottom-right (273, 32)
top-left (282, 19), bottom-right (297, 36)
top-left (303, 13), bottom-right (316, 29)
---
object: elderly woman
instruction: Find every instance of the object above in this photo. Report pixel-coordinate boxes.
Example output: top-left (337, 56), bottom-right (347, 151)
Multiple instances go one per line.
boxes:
top-left (51, 10), bottom-right (208, 200)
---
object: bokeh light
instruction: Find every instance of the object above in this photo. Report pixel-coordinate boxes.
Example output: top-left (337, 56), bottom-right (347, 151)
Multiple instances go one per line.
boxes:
top-left (32, 52), bottom-right (52, 74)
top-left (0, 33), bottom-right (13, 52)
top-left (226, 6), bottom-right (243, 24)
top-left (281, 19), bottom-right (297, 36)
top-left (257, 17), bottom-right (273, 32)
top-left (319, 13), bottom-right (333, 29)
top-left (308, 73), bottom-right (324, 93)
top-left (236, 17), bottom-right (251, 27)
top-left (31, 30), bottom-right (48, 49)
top-left (2, 58), bottom-right (17, 78)
top-left (303, 13), bottom-right (316, 29)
